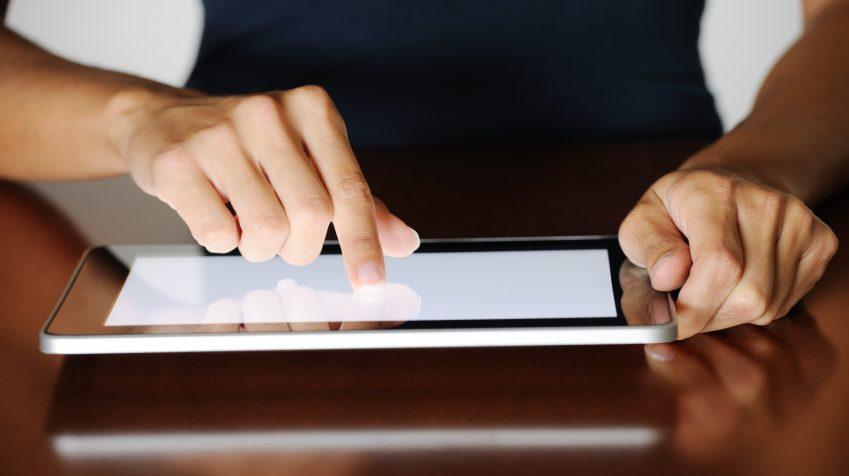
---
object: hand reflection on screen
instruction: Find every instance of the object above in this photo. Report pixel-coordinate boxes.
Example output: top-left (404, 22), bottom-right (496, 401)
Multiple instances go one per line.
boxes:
top-left (237, 279), bottom-right (421, 332)
top-left (138, 280), bottom-right (421, 333)
top-left (619, 260), bottom-right (672, 326)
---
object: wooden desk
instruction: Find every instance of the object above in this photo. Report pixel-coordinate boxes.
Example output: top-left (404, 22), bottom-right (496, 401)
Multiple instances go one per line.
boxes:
top-left (2, 140), bottom-right (848, 475)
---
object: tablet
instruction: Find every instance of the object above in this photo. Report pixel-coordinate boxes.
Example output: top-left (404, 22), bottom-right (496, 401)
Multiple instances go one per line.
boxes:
top-left (40, 237), bottom-right (676, 354)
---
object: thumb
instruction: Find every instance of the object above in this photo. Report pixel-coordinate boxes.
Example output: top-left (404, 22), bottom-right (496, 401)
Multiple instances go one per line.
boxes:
top-left (618, 197), bottom-right (692, 291)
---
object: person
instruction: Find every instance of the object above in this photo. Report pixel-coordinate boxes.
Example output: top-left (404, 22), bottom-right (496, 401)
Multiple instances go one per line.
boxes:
top-left (0, 1), bottom-right (846, 339)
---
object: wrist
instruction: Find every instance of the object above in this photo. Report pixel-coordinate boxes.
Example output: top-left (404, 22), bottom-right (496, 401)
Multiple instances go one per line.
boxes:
top-left (103, 84), bottom-right (194, 166)
top-left (680, 148), bottom-right (803, 200)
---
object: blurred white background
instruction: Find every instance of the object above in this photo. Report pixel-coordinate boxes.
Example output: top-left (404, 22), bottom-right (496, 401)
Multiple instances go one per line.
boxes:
top-left (6, 0), bottom-right (803, 243)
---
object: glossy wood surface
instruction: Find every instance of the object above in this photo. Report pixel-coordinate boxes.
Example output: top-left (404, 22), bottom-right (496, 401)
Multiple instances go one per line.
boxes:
top-left (2, 140), bottom-right (849, 475)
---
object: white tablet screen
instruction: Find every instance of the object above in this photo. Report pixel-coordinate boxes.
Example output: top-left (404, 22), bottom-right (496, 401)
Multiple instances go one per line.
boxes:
top-left (105, 249), bottom-right (617, 327)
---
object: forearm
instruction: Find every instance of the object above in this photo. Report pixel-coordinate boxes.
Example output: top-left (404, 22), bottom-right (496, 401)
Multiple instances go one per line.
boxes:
top-left (0, 26), bottom-right (180, 180)
top-left (684, 1), bottom-right (849, 205)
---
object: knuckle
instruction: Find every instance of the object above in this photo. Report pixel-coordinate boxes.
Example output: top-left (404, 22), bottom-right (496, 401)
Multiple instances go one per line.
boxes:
top-left (725, 285), bottom-right (770, 322)
top-left (192, 122), bottom-right (239, 149)
top-left (617, 209), bottom-right (641, 238)
top-left (291, 193), bottom-right (333, 227)
top-left (823, 226), bottom-right (840, 258)
top-left (151, 146), bottom-right (196, 180)
top-left (246, 215), bottom-right (289, 242)
top-left (238, 243), bottom-right (275, 263)
top-left (623, 199), bottom-right (655, 222)
top-left (784, 196), bottom-right (815, 231)
top-left (784, 195), bottom-right (809, 215)
top-left (643, 235), bottom-right (682, 264)
top-left (617, 210), bottom-right (644, 244)
top-left (776, 300), bottom-right (798, 319)
top-left (290, 85), bottom-right (331, 109)
top-left (786, 214), bottom-right (816, 243)
top-left (234, 94), bottom-right (280, 120)
top-left (292, 84), bottom-right (331, 104)
top-left (195, 219), bottom-right (237, 249)
top-left (803, 226), bottom-right (839, 283)
top-left (700, 248), bottom-right (743, 288)
top-left (346, 233), bottom-right (382, 257)
top-left (291, 84), bottom-right (343, 126)
top-left (683, 169), bottom-right (735, 199)
top-left (675, 317), bottom-right (703, 340)
top-left (335, 174), bottom-right (373, 204)
top-left (753, 313), bottom-right (777, 327)
top-left (798, 210), bottom-right (817, 231)
top-left (280, 246), bottom-right (322, 267)
top-left (751, 188), bottom-right (784, 218)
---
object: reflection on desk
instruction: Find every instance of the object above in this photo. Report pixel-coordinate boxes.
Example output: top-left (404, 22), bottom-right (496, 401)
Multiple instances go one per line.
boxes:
top-left (52, 426), bottom-right (661, 457)
top-left (5, 141), bottom-right (849, 475)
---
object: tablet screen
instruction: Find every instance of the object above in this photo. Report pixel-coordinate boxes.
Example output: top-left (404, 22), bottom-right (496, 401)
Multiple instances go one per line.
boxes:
top-left (104, 249), bottom-right (618, 329)
top-left (48, 239), bottom-right (661, 336)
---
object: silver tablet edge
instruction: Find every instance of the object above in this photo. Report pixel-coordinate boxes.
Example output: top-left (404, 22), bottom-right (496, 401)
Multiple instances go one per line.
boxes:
top-left (40, 319), bottom-right (676, 354)
top-left (40, 237), bottom-right (678, 354)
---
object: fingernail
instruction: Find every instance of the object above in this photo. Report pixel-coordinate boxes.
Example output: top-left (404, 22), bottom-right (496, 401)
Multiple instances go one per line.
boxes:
top-left (357, 262), bottom-right (384, 287)
top-left (645, 343), bottom-right (675, 362)
top-left (411, 229), bottom-right (421, 249)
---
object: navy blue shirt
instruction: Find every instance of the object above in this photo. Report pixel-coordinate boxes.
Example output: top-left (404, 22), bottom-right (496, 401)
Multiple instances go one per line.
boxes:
top-left (189, 1), bottom-right (721, 147)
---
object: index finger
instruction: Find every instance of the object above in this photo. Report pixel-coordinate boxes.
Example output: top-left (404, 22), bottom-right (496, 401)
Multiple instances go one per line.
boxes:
top-left (285, 88), bottom-right (384, 288)
top-left (321, 153), bottom-right (384, 289)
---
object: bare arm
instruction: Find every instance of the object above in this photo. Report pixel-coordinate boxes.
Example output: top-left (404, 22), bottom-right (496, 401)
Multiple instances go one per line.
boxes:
top-left (0, 21), bottom-right (177, 179)
top-left (0, 7), bottom-right (418, 286)
top-left (685, 0), bottom-right (849, 204)
top-left (620, 0), bottom-right (848, 338)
